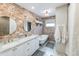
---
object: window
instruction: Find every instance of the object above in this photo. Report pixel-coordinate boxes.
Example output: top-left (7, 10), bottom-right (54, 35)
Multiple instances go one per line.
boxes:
top-left (46, 22), bottom-right (55, 27)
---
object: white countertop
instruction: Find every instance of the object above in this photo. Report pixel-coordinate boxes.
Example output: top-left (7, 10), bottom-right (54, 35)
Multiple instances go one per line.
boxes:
top-left (0, 35), bottom-right (39, 53)
top-left (38, 35), bottom-right (48, 40)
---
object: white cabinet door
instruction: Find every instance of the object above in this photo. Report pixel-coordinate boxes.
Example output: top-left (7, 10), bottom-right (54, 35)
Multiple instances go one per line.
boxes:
top-left (24, 39), bottom-right (36, 56)
top-left (0, 49), bottom-right (13, 56)
top-left (23, 41), bottom-right (31, 56)
top-left (24, 39), bottom-right (39, 56)
top-left (12, 44), bottom-right (25, 56)
top-left (29, 39), bottom-right (36, 55)
top-left (32, 38), bottom-right (39, 53)
top-left (24, 47), bottom-right (31, 56)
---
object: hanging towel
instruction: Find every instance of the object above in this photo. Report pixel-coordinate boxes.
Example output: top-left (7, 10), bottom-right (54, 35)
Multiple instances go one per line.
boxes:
top-left (61, 26), bottom-right (66, 44)
top-left (54, 25), bottom-right (61, 43)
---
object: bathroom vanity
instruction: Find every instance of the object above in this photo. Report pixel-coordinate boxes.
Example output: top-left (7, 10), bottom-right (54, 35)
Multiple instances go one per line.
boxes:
top-left (0, 35), bottom-right (39, 56)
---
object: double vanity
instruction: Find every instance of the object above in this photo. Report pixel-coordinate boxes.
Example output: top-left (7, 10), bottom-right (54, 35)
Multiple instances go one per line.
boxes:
top-left (0, 35), bottom-right (39, 56)
top-left (0, 35), bottom-right (48, 56)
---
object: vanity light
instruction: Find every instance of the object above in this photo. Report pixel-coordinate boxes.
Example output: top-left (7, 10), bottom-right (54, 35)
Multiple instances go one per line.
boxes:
top-left (41, 9), bottom-right (50, 16)
top-left (44, 10), bottom-right (49, 16)
top-left (41, 8), bottom-right (54, 16)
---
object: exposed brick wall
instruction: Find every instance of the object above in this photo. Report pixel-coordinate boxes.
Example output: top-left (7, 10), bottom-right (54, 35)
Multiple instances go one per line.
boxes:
top-left (0, 3), bottom-right (41, 41)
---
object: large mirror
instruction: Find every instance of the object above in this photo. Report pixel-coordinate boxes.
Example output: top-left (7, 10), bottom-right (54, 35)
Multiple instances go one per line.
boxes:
top-left (24, 19), bottom-right (31, 32)
top-left (0, 16), bottom-right (17, 36)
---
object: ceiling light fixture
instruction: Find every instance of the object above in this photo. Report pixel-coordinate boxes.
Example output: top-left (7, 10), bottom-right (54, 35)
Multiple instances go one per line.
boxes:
top-left (31, 6), bottom-right (35, 9)
top-left (41, 8), bottom-right (52, 13)
top-left (44, 10), bottom-right (49, 16)
top-left (47, 8), bottom-right (51, 13)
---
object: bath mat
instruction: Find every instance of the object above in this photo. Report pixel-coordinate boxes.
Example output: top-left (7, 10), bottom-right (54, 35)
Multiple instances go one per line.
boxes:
top-left (46, 42), bottom-right (54, 49)
top-left (32, 50), bottom-right (45, 56)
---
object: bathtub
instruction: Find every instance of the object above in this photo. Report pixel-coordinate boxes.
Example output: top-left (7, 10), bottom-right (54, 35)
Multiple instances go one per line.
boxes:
top-left (38, 35), bottom-right (48, 45)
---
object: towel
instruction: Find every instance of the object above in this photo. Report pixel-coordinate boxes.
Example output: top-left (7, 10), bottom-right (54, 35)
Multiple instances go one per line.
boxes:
top-left (61, 26), bottom-right (66, 44)
top-left (54, 25), bottom-right (61, 43)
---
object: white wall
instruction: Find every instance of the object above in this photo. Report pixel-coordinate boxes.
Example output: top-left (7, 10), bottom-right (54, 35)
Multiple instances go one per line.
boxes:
top-left (73, 4), bottom-right (79, 55)
top-left (67, 3), bottom-right (79, 56)
top-left (56, 5), bottom-right (67, 26)
top-left (55, 5), bottom-right (68, 55)
top-left (67, 4), bottom-right (76, 56)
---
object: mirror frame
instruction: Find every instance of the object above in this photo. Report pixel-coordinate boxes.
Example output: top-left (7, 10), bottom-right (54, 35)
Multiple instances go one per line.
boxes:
top-left (0, 16), bottom-right (17, 36)
top-left (9, 17), bottom-right (17, 35)
top-left (23, 19), bottom-right (32, 32)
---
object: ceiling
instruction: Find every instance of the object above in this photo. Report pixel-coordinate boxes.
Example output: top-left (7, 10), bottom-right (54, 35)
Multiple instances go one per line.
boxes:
top-left (17, 3), bottom-right (66, 17)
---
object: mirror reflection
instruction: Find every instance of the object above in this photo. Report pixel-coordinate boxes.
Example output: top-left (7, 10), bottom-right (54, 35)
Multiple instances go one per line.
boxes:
top-left (24, 20), bottom-right (31, 32)
top-left (0, 16), bottom-right (17, 36)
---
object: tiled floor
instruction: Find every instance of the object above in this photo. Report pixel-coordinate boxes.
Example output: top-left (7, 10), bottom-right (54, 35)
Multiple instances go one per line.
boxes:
top-left (33, 41), bottom-right (55, 56)
top-left (39, 47), bottom-right (54, 56)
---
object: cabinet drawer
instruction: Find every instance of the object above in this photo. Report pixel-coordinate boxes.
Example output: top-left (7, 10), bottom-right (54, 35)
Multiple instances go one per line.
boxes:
top-left (25, 39), bottom-right (35, 47)
top-left (24, 47), bottom-right (31, 56)
top-left (24, 39), bottom-right (39, 56)
top-left (12, 45), bottom-right (25, 56)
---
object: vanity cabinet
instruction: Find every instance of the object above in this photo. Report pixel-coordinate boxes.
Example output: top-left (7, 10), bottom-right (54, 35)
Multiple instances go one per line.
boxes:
top-left (12, 45), bottom-right (25, 56)
top-left (0, 37), bottom-right (39, 56)
top-left (24, 38), bottom-right (39, 56)
top-left (0, 49), bottom-right (13, 56)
